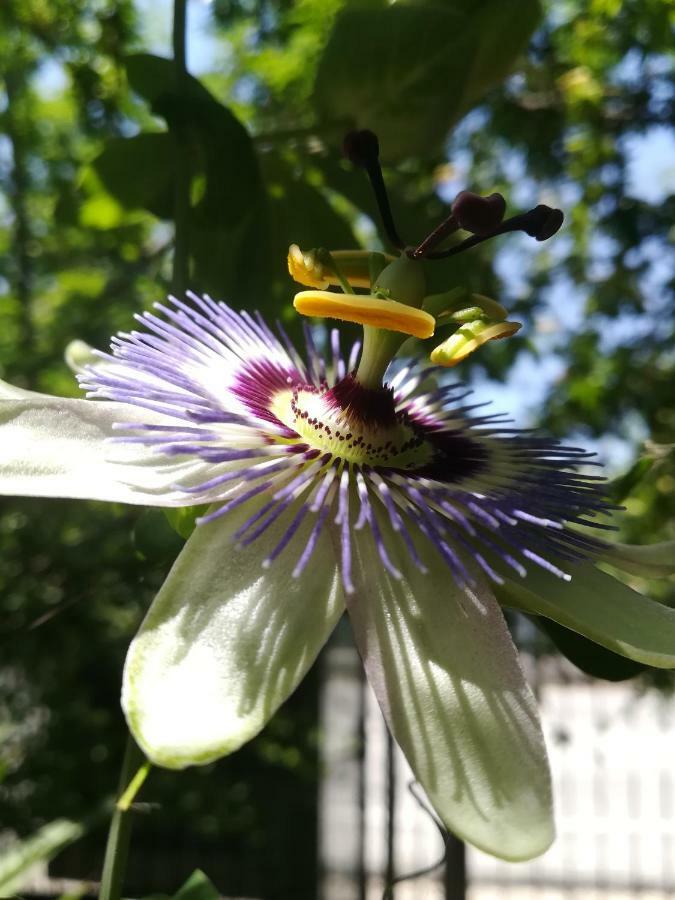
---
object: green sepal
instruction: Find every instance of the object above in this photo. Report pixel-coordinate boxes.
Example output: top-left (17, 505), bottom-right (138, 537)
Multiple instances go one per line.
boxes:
top-left (534, 615), bottom-right (647, 682)
top-left (494, 561), bottom-right (675, 669)
top-left (600, 541), bottom-right (675, 578)
top-left (134, 509), bottom-right (186, 564)
top-left (163, 505), bottom-right (209, 540)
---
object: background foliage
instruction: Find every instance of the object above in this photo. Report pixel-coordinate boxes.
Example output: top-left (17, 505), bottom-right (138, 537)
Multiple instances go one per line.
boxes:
top-left (0, 0), bottom-right (673, 894)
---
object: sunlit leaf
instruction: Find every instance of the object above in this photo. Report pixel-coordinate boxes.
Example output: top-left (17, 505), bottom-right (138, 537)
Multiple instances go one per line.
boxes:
top-left (93, 133), bottom-right (174, 219)
top-left (313, 0), bottom-right (542, 160)
top-left (125, 54), bottom-right (261, 228)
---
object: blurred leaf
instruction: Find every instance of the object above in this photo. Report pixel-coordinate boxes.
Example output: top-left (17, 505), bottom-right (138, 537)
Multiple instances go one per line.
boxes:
top-left (57, 889), bottom-right (88, 900)
top-left (163, 505), bottom-right (208, 541)
top-left (535, 616), bottom-right (647, 682)
top-left (125, 54), bottom-right (261, 228)
top-left (93, 55), bottom-right (263, 242)
top-left (0, 817), bottom-right (89, 894)
top-left (93, 133), bottom-right (174, 219)
top-left (140, 868), bottom-right (221, 900)
top-left (264, 156), bottom-right (357, 254)
top-left (313, 0), bottom-right (542, 160)
top-left (607, 456), bottom-right (655, 503)
top-left (133, 509), bottom-right (185, 564)
top-left (171, 869), bottom-right (221, 900)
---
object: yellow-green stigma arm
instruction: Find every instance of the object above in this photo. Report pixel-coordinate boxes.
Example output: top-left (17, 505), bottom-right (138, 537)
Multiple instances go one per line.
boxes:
top-left (423, 289), bottom-right (509, 323)
top-left (431, 320), bottom-right (521, 367)
top-left (293, 290), bottom-right (436, 339)
top-left (287, 245), bottom-right (395, 290)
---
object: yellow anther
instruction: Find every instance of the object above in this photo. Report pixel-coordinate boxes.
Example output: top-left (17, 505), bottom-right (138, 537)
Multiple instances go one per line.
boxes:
top-left (288, 245), bottom-right (327, 288)
top-left (430, 320), bottom-right (521, 367)
top-left (294, 290), bottom-right (436, 339)
top-left (287, 245), bottom-right (393, 290)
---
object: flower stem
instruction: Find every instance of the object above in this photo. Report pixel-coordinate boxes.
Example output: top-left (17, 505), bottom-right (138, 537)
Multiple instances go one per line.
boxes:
top-left (99, 734), bottom-right (146, 900)
top-left (171, 0), bottom-right (190, 295)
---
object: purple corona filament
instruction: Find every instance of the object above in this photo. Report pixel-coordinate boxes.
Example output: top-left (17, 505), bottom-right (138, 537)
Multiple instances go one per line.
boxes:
top-left (80, 292), bottom-right (616, 594)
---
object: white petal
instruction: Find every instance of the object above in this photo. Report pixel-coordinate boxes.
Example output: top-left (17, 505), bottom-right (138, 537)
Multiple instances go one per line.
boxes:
top-left (345, 518), bottom-right (554, 861)
top-left (0, 395), bottom-right (203, 505)
top-left (0, 376), bottom-right (44, 400)
top-left (123, 500), bottom-right (344, 768)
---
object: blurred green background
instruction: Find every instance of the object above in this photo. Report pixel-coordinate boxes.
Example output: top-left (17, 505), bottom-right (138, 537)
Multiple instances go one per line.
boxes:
top-left (0, 0), bottom-right (673, 896)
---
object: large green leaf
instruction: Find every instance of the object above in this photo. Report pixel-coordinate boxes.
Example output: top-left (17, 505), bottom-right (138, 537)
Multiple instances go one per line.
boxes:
top-left (93, 133), bottom-right (174, 219)
top-left (125, 54), bottom-right (260, 228)
top-left (92, 55), bottom-right (262, 245)
top-left (313, 0), bottom-right (542, 160)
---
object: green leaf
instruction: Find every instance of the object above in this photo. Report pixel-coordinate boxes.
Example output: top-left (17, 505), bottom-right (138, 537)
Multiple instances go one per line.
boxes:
top-left (172, 870), bottom-right (221, 900)
top-left (607, 455), bottom-right (654, 502)
top-left (125, 54), bottom-right (261, 229)
top-left (93, 54), bottom-right (262, 257)
top-left (535, 616), bottom-right (646, 681)
top-left (264, 154), bottom-right (358, 255)
top-left (0, 818), bottom-right (87, 894)
top-left (93, 133), bottom-right (174, 219)
top-left (313, 0), bottom-right (542, 160)
top-left (134, 509), bottom-right (186, 563)
top-left (163, 505), bottom-right (208, 540)
top-left (139, 868), bottom-right (221, 900)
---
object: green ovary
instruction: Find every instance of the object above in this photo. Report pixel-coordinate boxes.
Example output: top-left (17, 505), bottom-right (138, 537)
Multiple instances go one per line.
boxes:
top-left (270, 388), bottom-right (435, 470)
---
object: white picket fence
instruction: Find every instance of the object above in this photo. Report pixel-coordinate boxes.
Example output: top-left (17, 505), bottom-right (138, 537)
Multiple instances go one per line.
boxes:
top-left (320, 643), bottom-right (675, 900)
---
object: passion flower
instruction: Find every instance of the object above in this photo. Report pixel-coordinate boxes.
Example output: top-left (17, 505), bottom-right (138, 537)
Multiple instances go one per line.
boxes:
top-left (1, 131), bottom-right (674, 862)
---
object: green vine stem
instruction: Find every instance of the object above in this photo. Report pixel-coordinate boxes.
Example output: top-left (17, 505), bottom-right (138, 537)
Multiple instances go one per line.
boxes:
top-left (171, 0), bottom-right (190, 295)
top-left (99, 2), bottom-right (189, 897)
top-left (99, 735), bottom-right (146, 900)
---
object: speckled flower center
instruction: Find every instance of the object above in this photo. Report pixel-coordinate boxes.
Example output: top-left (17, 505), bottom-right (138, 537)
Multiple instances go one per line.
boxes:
top-left (270, 378), bottom-right (434, 470)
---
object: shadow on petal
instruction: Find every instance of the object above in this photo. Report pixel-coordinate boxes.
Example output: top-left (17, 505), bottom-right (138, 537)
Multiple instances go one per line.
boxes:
top-left (342, 508), bottom-right (554, 861)
top-left (123, 497), bottom-right (344, 768)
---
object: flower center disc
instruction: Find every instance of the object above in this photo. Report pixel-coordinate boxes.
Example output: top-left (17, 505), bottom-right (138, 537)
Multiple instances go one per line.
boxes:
top-left (271, 377), bottom-right (434, 470)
